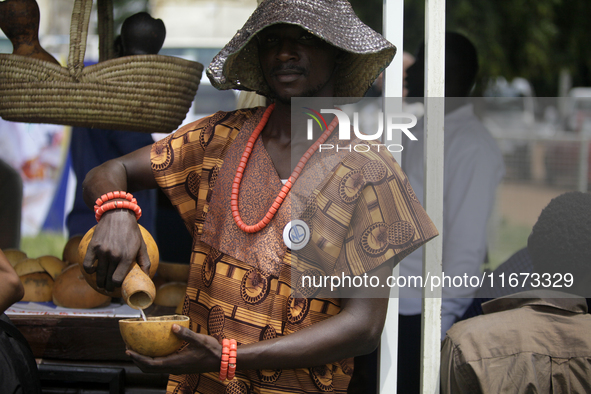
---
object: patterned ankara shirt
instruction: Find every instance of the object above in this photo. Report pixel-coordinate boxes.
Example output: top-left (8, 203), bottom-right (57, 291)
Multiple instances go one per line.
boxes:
top-left (151, 107), bottom-right (438, 394)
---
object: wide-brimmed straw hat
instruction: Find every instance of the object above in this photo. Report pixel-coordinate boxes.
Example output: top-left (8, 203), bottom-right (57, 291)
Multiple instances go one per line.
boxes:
top-left (206, 0), bottom-right (396, 98)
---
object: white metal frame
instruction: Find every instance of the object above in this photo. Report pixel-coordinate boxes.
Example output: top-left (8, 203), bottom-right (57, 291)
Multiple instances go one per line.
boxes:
top-left (379, 0), bottom-right (403, 391)
top-left (380, 0), bottom-right (445, 393)
top-left (420, 0), bottom-right (445, 392)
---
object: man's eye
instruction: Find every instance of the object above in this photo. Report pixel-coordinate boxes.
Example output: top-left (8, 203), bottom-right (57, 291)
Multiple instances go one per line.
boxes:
top-left (298, 33), bottom-right (319, 45)
top-left (258, 35), bottom-right (278, 49)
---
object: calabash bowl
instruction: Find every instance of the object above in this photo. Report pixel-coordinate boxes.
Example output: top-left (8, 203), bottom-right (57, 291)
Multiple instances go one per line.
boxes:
top-left (119, 315), bottom-right (190, 357)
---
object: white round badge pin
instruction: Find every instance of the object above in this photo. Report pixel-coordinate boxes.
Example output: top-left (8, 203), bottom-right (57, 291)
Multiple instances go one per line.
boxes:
top-left (283, 220), bottom-right (310, 250)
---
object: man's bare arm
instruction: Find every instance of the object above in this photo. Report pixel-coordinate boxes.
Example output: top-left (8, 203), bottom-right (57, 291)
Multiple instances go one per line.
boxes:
top-left (236, 264), bottom-right (392, 371)
top-left (81, 145), bottom-right (157, 292)
top-left (127, 260), bottom-right (395, 374)
top-left (82, 145), bottom-right (157, 209)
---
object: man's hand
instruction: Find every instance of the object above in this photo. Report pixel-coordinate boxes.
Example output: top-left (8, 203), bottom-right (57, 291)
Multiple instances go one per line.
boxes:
top-left (82, 209), bottom-right (150, 292)
top-left (126, 324), bottom-right (221, 375)
top-left (0, 249), bottom-right (25, 314)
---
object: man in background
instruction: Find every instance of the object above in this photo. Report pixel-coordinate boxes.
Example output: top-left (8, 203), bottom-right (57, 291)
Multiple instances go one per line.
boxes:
top-left (0, 159), bottom-right (22, 249)
top-left (397, 32), bottom-right (505, 393)
top-left (441, 191), bottom-right (591, 393)
top-left (67, 12), bottom-right (166, 237)
top-left (0, 248), bottom-right (41, 393)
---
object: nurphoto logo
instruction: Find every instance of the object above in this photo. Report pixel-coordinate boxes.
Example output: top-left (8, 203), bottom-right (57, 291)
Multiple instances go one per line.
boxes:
top-left (303, 107), bottom-right (418, 153)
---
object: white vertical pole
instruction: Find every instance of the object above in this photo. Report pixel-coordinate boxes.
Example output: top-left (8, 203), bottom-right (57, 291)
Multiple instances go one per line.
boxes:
top-left (380, 0), bottom-right (404, 392)
top-left (382, 0), bottom-right (404, 117)
top-left (421, 0), bottom-right (445, 393)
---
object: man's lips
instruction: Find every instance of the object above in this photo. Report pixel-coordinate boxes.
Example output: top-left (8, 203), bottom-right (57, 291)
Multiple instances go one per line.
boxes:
top-left (275, 73), bottom-right (301, 83)
top-left (273, 67), bottom-right (306, 83)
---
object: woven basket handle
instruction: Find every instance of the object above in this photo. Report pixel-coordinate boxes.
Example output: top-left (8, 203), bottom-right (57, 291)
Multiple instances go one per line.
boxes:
top-left (68, 0), bottom-right (93, 78)
top-left (68, 0), bottom-right (114, 78)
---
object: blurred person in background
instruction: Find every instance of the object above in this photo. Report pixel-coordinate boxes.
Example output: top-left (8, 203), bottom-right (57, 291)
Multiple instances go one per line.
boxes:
top-left (67, 12), bottom-right (167, 238)
top-left (0, 159), bottom-right (22, 250)
top-left (441, 191), bottom-right (591, 393)
top-left (403, 51), bottom-right (415, 98)
top-left (397, 31), bottom-right (505, 393)
top-left (0, 248), bottom-right (41, 393)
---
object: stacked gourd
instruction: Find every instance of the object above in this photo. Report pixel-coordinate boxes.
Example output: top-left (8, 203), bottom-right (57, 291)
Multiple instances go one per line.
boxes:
top-left (7, 229), bottom-right (189, 311)
top-left (4, 235), bottom-right (111, 308)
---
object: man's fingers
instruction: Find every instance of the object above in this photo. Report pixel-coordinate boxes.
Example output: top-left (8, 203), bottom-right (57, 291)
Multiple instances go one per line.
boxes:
top-left (82, 245), bottom-right (97, 274)
top-left (126, 349), bottom-right (154, 364)
top-left (126, 349), bottom-right (182, 373)
top-left (126, 350), bottom-right (159, 371)
top-left (105, 259), bottom-right (119, 292)
top-left (94, 251), bottom-right (109, 289)
top-left (136, 241), bottom-right (151, 276)
top-left (171, 324), bottom-right (198, 342)
top-left (112, 258), bottom-right (132, 288)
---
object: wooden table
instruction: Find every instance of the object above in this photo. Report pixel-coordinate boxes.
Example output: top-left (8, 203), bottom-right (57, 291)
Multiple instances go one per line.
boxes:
top-left (12, 314), bottom-right (129, 361)
top-left (9, 305), bottom-right (176, 393)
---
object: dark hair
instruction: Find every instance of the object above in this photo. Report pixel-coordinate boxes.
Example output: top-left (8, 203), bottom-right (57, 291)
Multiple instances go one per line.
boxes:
top-left (120, 12), bottom-right (166, 56)
top-left (406, 31), bottom-right (479, 98)
top-left (528, 191), bottom-right (591, 277)
top-left (445, 32), bottom-right (479, 96)
top-left (113, 35), bottom-right (123, 58)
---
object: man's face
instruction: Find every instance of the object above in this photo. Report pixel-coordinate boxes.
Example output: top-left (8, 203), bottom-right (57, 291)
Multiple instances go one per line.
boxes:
top-left (402, 52), bottom-right (415, 98)
top-left (258, 24), bottom-right (340, 103)
top-left (405, 48), bottom-right (425, 98)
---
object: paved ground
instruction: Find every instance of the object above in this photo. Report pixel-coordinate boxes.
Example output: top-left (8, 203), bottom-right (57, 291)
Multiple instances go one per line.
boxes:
top-left (485, 181), bottom-right (574, 269)
top-left (496, 182), bottom-right (574, 228)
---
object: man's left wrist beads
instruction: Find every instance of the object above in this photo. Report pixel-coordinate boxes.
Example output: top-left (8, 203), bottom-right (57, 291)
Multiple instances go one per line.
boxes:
top-left (94, 191), bottom-right (142, 222)
top-left (220, 338), bottom-right (237, 381)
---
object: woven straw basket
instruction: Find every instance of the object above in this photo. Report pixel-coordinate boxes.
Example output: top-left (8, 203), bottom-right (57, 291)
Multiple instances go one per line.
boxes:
top-left (0, 0), bottom-right (204, 133)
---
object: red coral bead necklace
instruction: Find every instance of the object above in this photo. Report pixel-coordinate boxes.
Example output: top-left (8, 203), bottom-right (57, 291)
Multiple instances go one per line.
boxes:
top-left (231, 103), bottom-right (338, 233)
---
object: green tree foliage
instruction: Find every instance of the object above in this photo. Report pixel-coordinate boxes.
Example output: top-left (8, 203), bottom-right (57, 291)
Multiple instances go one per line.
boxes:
top-left (349, 0), bottom-right (384, 35)
top-left (552, 1), bottom-right (591, 90)
top-left (350, 0), bottom-right (591, 96)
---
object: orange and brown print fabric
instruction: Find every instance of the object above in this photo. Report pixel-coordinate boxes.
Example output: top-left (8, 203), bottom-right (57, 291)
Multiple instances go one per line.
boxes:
top-left (151, 107), bottom-right (438, 394)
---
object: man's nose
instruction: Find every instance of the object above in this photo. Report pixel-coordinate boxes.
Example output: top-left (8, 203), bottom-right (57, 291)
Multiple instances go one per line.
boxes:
top-left (276, 39), bottom-right (299, 62)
